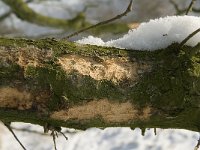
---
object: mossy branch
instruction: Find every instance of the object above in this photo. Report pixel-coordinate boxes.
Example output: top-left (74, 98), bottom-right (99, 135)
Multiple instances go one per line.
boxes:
top-left (0, 38), bottom-right (199, 132)
top-left (2, 0), bottom-right (88, 29)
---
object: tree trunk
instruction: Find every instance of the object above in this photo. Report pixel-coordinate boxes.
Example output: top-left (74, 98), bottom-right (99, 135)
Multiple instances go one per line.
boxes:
top-left (0, 37), bottom-right (199, 132)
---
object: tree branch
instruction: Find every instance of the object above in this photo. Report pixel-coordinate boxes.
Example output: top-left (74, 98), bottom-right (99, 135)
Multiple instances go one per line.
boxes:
top-left (65, 0), bottom-right (133, 39)
top-left (2, 0), bottom-right (88, 29)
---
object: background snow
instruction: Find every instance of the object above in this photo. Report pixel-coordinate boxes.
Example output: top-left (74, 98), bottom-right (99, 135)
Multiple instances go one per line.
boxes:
top-left (77, 16), bottom-right (200, 50)
top-left (0, 122), bottom-right (199, 150)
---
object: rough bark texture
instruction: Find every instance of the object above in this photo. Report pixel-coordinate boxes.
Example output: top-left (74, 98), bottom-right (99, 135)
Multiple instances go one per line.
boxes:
top-left (0, 37), bottom-right (199, 132)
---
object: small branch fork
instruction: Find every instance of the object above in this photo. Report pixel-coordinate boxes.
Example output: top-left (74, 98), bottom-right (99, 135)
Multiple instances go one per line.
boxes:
top-left (169, 0), bottom-right (199, 15)
top-left (51, 129), bottom-right (68, 150)
top-left (44, 123), bottom-right (68, 150)
top-left (51, 131), bottom-right (58, 150)
top-left (65, 0), bottom-right (133, 39)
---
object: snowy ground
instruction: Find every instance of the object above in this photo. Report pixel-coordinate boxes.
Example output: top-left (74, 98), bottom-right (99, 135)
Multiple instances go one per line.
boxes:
top-left (0, 122), bottom-right (199, 150)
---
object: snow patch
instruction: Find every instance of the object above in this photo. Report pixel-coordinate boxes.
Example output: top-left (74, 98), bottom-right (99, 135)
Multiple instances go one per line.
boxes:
top-left (77, 35), bottom-right (105, 46)
top-left (77, 16), bottom-right (200, 50)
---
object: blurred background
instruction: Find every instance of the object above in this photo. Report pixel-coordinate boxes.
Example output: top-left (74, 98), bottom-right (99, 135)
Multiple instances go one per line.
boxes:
top-left (0, 0), bottom-right (200, 39)
top-left (0, 0), bottom-right (199, 149)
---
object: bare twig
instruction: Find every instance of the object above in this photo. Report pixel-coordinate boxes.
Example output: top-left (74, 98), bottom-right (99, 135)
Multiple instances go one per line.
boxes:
top-left (4, 123), bottom-right (27, 150)
top-left (65, 0), bottom-right (133, 39)
top-left (154, 128), bottom-right (157, 135)
top-left (179, 28), bottom-right (200, 48)
top-left (52, 131), bottom-right (57, 150)
top-left (186, 0), bottom-right (196, 15)
top-left (59, 131), bottom-right (68, 140)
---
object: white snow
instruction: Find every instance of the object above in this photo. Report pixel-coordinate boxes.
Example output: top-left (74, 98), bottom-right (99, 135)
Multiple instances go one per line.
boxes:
top-left (0, 122), bottom-right (199, 150)
top-left (77, 36), bottom-right (105, 46)
top-left (77, 16), bottom-right (200, 50)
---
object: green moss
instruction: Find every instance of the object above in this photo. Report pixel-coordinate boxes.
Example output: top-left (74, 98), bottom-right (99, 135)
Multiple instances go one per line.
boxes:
top-left (128, 44), bottom-right (200, 109)
top-left (0, 38), bottom-right (156, 60)
top-left (25, 64), bottom-right (127, 110)
top-left (22, 42), bottom-right (200, 128)
top-left (0, 63), bottom-right (22, 86)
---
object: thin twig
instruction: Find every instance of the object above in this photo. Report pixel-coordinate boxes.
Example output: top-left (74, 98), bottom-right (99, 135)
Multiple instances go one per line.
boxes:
top-left (179, 28), bottom-right (200, 48)
top-left (52, 131), bottom-right (57, 150)
top-left (4, 123), bottom-right (27, 150)
top-left (59, 131), bottom-right (68, 140)
top-left (65, 0), bottom-right (133, 39)
top-left (169, 0), bottom-right (200, 15)
top-left (186, 0), bottom-right (196, 15)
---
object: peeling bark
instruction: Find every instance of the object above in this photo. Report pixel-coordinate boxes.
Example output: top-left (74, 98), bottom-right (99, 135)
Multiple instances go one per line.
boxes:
top-left (0, 37), bottom-right (199, 132)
